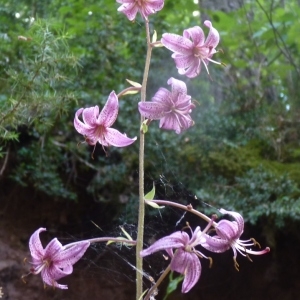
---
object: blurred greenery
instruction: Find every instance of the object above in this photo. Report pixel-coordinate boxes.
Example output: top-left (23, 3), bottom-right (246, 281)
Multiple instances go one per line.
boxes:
top-left (0, 0), bottom-right (299, 228)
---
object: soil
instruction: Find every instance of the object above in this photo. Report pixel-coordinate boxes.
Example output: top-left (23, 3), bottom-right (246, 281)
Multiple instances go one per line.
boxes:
top-left (0, 177), bottom-right (300, 300)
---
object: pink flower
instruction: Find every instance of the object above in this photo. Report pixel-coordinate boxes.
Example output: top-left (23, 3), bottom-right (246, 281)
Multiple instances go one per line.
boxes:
top-left (138, 77), bottom-right (195, 134)
top-left (140, 226), bottom-right (208, 293)
top-left (28, 228), bottom-right (90, 289)
top-left (116, 0), bottom-right (164, 21)
top-left (161, 21), bottom-right (220, 78)
top-left (74, 91), bottom-right (137, 148)
top-left (200, 209), bottom-right (270, 270)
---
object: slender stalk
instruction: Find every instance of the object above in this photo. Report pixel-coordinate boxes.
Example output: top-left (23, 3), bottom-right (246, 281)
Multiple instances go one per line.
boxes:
top-left (65, 237), bottom-right (137, 249)
top-left (144, 265), bottom-right (171, 300)
top-left (148, 200), bottom-right (218, 227)
top-left (136, 19), bottom-right (152, 300)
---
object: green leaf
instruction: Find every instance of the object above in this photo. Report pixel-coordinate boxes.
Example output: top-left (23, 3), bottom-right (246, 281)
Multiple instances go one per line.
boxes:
top-left (144, 183), bottom-right (155, 200)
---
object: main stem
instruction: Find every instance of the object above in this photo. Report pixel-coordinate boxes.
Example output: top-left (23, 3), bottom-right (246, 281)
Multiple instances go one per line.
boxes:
top-left (136, 19), bottom-right (152, 300)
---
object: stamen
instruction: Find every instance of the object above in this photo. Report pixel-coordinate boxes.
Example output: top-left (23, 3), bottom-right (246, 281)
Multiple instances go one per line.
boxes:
top-left (251, 238), bottom-right (261, 248)
top-left (233, 257), bottom-right (240, 271)
top-left (208, 256), bottom-right (213, 268)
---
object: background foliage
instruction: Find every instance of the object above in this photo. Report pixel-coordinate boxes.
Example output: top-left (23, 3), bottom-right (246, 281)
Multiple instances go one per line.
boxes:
top-left (0, 0), bottom-right (299, 231)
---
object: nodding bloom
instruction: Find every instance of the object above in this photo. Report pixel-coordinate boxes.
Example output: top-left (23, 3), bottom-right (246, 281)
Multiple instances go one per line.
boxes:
top-left (161, 21), bottom-right (220, 78)
top-left (28, 228), bottom-right (90, 289)
top-left (74, 91), bottom-right (137, 148)
top-left (140, 226), bottom-right (210, 293)
top-left (200, 209), bottom-right (270, 270)
top-left (116, 0), bottom-right (164, 21)
top-left (138, 77), bottom-right (195, 134)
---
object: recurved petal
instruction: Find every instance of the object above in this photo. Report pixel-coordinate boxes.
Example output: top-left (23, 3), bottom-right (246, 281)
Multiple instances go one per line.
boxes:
top-left (55, 241), bottom-right (90, 267)
top-left (138, 101), bottom-right (167, 119)
top-left (203, 20), bottom-right (220, 48)
top-left (219, 208), bottom-right (244, 237)
top-left (167, 77), bottom-right (187, 100)
top-left (74, 108), bottom-right (95, 136)
top-left (82, 106), bottom-right (99, 127)
top-left (177, 56), bottom-right (201, 78)
top-left (29, 228), bottom-right (46, 260)
top-left (140, 0), bottom-right (164, 18)
top-left (161, 33), bottom-right (193, 55)
top-left (140, 231), bottom-right (189, 257)
top-left (216, 220), bottom-right (239, 241)
top-left (117, 2), bottom-right (139, 21)
top-left (151, 87), bottom-right (171, 105)
top-left (97, 91), bottom-right (119, 128)
top-left (44, 238), bottom-right (64, 258)
top-left (41, 266), bottom-right (70, 289)
top-left (183, 26), bottom-right (205, 46)
top-left (170, 249), bottom-right (201, 293)
top-left (200, 233), bottom-right (231, 253)
top-left (105, 128), bottom-right (137, 147)
top-left (159, 114), bottom-right (182, 134)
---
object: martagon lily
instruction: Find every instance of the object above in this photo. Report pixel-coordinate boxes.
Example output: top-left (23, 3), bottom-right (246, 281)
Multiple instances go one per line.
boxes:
top-left (74, 91), bottom-right (137, 149)
top-left (27, 228), bottom-right (90, 289)
top-left (161, 21), bottom-right (220, 78)
top-left (140, 226), bottom-right (210, 293)
top-left (200, 209), bottom-right (270, 270)
top-left (116, 0), bottom-right (164, 21)
top-left (138, 77), bottom-right (195, 134)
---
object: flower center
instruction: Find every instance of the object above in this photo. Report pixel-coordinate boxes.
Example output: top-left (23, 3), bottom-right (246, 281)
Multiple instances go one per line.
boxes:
top-left (193, 46), bottom-right (210, 59)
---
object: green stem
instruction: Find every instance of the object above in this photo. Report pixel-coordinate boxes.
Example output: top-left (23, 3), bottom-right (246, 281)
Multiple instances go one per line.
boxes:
top-left (136, 19), bottom-right (152, 300)
top-left (144, 265), bottom-right (171, 300)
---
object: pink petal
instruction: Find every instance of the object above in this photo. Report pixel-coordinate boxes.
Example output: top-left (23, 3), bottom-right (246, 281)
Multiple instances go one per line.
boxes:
top-left (44, 238), bottom-right (63, 258)
top-left (216, 220), bottom-right (240, 241)
top-left (41, 267), bottom-right (69, 289)
top-left (97, 91), bottom-right (119, 127)
top-left (178, 57), bottom-right (201, 78)
top-left (74, 108), bottom-right (95, 136)
top-left (181, 252), bottom-right (201, 293)
top-left (55, 241), bottom-right (90, 267)
top-left (161, 33), bottom-right (193, 55)
top-left (203, 20), bottom-right (220, 48)
top-left (140, 232), bottom-right (189, 257)
top-left (151, 87), bottom-right (171, 105)
top-left (167, 77), bottom-right (187, 100)
top-left (219, 208), bottom-right (244, 237)
top-left (183, 26), bottom-right (205, 46)
top-left (29, 228), bottom-right (46, 260)
top-left (138, 102), bottom-right (167, 119)
top-left (159, 114), bottom-right (182, 134)
top-left (82, 106), bottom-right (99, 127)
top-left (117, 2), bottom-right (139, 21)
top-left (105, 128), bottom-right (136, 147)
top-left (200, 234), bottom-right (231, 253)
top-left (170, 249), bottom-right (201, 293)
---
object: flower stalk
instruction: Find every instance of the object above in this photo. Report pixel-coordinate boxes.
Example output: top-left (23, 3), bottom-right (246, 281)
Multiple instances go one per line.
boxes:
top-left (136, 19), bottom-right (153, 300)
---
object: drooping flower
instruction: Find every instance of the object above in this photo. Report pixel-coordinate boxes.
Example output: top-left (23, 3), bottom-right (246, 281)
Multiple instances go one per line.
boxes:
top-left (28, 228), bottom-right (90, 289)
top-left (116, 0), bottom-right (164, 21)
top-left (138, 77), bottom-right (195, 134)
top-left (200, 209), bottom-right (270, 270)
top-left (140, 226), bottom-right (209, 293)
top-left (74, 91), bottom-right (137, 148)
top-left (161, 21), bottom-right (220, 78)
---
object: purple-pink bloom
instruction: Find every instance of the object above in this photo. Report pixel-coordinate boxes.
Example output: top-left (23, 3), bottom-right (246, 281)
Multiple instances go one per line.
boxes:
top-left (161, 21), bottom-right (220, 78)
top-left (28, 228), bottom-right (90, 289)
top-left (138, 77), bottom-right (195, 134)
top-left (116, 0), bottom-right (164, 21)
top-left (74, 91), bottom-right (137, 148)
top-left (200, 209), bottom-right (270, 269)
top-left (140, 226), bottom-right (207, 293)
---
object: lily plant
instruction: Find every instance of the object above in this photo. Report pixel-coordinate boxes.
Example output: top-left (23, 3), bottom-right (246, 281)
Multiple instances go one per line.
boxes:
top-left (26, 0), bottom-right (270, 299)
